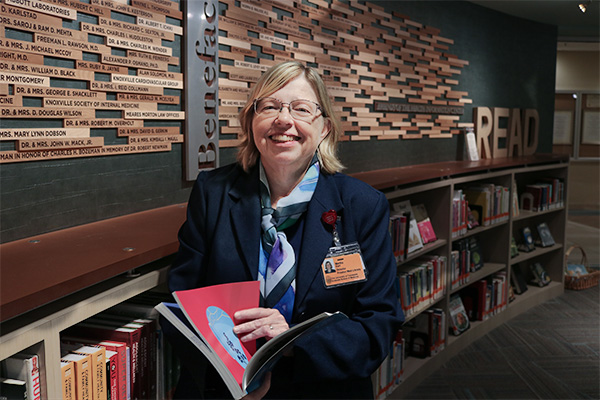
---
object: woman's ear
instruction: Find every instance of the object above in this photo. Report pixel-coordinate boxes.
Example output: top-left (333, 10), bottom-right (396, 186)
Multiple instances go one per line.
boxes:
top-left (320, 118), bottom-right (331, 140)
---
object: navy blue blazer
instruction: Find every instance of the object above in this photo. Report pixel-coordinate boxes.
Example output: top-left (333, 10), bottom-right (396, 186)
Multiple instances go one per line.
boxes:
top-left (168, 163), bottom-right (404, 398)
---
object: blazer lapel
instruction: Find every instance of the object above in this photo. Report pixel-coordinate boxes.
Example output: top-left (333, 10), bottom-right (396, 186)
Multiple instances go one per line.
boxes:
top-left (295, 173), bottom-right (344, 309)
top-left (229, 166), bottom-right (262, 281)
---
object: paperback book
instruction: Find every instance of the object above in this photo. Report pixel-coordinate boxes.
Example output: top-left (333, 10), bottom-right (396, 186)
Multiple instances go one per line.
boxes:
top-left (155, 281), bottom-right (346, 399)
top-left (448, 294), bottom-right (470, 336)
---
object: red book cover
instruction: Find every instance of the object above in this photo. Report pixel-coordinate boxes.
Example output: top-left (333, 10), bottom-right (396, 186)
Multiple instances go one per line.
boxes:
top-left (173, 281), bottom-right (259, 387)
top-left (105, 350), bottom-right (118, 400)
top-left (157, 281), bottom-right (346, 399)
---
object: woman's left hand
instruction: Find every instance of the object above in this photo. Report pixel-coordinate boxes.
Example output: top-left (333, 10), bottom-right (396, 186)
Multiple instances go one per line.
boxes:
top-left (233, 307), bottom-right (289, 342)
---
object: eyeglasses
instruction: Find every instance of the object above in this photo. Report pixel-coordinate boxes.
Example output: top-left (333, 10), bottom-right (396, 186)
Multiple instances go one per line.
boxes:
top-left (253, 97), bottom-right (325, 121)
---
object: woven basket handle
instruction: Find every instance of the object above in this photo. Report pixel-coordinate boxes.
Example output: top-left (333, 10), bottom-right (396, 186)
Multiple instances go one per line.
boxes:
top-left (565, 245), bottom-right (588, 266)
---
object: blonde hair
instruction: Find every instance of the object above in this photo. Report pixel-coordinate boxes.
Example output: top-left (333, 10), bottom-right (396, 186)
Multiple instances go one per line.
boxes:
top-left (236, 61), bottom-right (344, 174)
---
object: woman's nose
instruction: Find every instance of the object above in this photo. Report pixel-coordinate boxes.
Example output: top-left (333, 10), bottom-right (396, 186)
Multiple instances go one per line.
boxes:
top-left (274, 106), bottom-right (293, 124)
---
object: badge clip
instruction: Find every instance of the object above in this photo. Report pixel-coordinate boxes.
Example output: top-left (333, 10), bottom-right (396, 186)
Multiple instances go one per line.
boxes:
top-left (322, 209), bottom-right (341, 247)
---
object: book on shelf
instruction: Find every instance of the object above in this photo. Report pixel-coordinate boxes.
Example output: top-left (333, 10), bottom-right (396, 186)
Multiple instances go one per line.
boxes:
top-left (518, 226), bottom-right (536, 252)
top-left (389, 212), bottom-right (409, 262)
top-left (61, 352), bottom-right (92, 400)
top-left (61, 343), bottom-right (107, 400)
top-left (1, 353), bottom-right (41, 400)
top-left (0, 377), bottom-right (27, 399)
top-left (105, 350), bottom-right (118, 400)
top-left (392, 200), bottom-right (423, 254)
top-left (467, 236), bottom-right (484, 272)
top-left (452, 189), bottom-right (468, 237)
top-left (535, 222), bottom-right (555, 247)
top-left (448, 294), bottom-right (470, 336)
top-left (451, 239), bottom-right (471, 289)
top-left (490, 271), bottom-right (508, 314)
top-left (510, 264), bottom-right (529, 295)
top-left (464, 186), bottom-right (491, 227)
top-left (460, 279), bottom-right (489, 321)
top-left (529, 262), bottom-right (551, 287)
top-left (412, 203), bottom-right (437, 244)
top-left (464, 183), bottom-right (510, 227)
top-left (61, 359), bottom-right (76, 400)
top-left (155, 281), bottom-right (347, 400)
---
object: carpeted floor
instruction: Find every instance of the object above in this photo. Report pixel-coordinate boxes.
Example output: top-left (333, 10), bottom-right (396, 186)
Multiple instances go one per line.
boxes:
top-left (404, 217), bottom-right (600, 400)
top-left (404, 284), bottom-right (599, 399)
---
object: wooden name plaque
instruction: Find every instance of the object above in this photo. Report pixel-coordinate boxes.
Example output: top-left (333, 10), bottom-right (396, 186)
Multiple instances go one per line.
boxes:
top-left (0, 0), bottom-right (184, 164)
top-left (217, 0), bottom-right (472, 146)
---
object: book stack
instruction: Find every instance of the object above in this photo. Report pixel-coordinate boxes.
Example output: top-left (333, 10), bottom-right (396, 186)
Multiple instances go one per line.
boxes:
top-left (390, 201), bottom-right (438, 262)
top-left (451, 189), bottom-right (468, 238)
top-left (374, 330), bottom-right (405, 399)
top-left (62, 291), bottom-right (177, 400)
top-left (402, 308), bottom-right (447, 358)
top-left (450, 239), bottom-right (471, 289)
top-left (397, 255), bottom-right (447, 317)
top-left (460, 271), bottom-right (509, 322)
top-left (1, 352), bottom-right (41, 400)
top-left (520, 178), bottom-right (564, 212)
top-left (463, 183), bottom-right (510, 227)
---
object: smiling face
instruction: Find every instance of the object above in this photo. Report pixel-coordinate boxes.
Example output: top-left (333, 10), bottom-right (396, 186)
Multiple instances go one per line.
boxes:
top-left (252, 75), bottom-right (330, 179)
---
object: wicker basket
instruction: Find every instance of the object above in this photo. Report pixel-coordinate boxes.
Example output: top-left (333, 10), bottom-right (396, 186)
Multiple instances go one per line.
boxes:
top-left (564, 245), bottom-right (600, 290)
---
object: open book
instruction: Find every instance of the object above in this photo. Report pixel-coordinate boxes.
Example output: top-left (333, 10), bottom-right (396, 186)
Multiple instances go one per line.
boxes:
top-left (155, 281), bottom-right (346, 399)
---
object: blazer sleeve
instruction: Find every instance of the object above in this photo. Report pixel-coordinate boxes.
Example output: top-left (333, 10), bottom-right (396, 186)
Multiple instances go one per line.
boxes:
top-left (291, 188), bottom-right (405, 381)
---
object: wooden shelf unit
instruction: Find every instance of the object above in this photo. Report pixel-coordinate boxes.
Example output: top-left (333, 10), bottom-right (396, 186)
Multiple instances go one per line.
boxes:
top-left (362, 155), bottom-right (569, 399)
top-left (0, 155), bottom-right (568, 399)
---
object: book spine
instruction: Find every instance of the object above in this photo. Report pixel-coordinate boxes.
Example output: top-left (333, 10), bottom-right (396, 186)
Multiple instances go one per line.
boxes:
top-left (25, 355), bottom-right (42, 400)
top-left (62, 361), bottom-right (76, 400)
top-left (107, 353), bottom-right (118, 400)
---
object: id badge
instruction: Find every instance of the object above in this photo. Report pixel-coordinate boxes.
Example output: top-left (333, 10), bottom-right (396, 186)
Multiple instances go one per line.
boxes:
top-left (321, 242), bottom-right (368, 289)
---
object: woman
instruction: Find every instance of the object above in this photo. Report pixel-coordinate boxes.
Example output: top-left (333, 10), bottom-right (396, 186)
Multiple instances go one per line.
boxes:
top-left (168, 61), bottom-right (404, 399)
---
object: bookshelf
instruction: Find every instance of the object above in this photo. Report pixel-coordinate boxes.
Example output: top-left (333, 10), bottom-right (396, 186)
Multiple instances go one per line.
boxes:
top-left (354, 155), bottom-right (569, 399)
top-left (0, 205), bottom-right (185, 399)
top-left (0, 155), bottom-right (568, 399)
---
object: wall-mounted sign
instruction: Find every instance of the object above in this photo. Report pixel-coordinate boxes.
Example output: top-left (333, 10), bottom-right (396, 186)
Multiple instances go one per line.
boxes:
top-left (217, 0), bottom-right (472, 145)
top-left (0, 0), bottom-right (183, 164)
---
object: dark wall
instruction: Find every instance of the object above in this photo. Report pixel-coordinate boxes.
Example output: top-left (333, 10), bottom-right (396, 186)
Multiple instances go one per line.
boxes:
top-left (0, 1), bottom-right (557, 243)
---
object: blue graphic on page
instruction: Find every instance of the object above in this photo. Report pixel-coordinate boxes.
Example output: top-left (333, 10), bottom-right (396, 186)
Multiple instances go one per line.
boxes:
top-left (207, 306), bottom-right (249, 368)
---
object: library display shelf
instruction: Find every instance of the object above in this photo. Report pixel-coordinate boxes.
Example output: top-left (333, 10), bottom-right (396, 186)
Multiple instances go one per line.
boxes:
top-left (362, 155), bottom-right (569, 399)
top-left (0, 204), bottom-right (185, 399)
top-left (0, 154), bottom-right (568, 400)
top-left (458, 219), bottom-right (509, 239)
top-left (510, 244), bottom-right (564, 266)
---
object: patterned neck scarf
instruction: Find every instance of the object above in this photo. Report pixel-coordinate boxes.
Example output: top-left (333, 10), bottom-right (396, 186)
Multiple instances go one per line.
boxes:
top-left (258, 154), bottom-right (320, 323)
